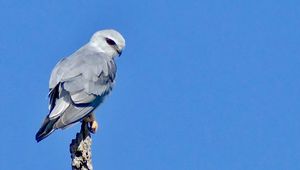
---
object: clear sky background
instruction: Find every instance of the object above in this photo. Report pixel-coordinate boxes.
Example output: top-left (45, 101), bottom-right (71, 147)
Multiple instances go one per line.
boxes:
top-left (0, 0), bottom-right (299, 169)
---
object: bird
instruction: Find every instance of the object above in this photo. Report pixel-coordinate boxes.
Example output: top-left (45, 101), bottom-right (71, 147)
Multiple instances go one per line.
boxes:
top-left (35, 29), bottom-right (125, 142)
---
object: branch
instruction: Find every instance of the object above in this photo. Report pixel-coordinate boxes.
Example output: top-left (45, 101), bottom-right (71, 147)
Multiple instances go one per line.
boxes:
top-left (70, 121), bottom-right (93, 170)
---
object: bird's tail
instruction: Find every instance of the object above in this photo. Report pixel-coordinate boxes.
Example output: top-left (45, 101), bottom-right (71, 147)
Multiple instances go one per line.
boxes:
top-left (35, 116), bottom-right (59, 142)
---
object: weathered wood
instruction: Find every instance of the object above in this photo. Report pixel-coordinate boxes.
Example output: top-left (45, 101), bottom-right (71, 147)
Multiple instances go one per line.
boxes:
top-left (70, 122), bottom-right (93, 170)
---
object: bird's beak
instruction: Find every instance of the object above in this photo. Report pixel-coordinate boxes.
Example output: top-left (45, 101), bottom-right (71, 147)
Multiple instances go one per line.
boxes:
top-left (115, 47), bottom-right (122, 57)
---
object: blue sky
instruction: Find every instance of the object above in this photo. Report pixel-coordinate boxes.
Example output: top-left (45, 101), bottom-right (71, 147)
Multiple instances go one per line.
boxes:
top-left (0, 0), bottom-right (299, 169)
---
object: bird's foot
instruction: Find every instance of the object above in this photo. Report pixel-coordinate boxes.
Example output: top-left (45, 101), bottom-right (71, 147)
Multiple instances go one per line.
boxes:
top-left (89, 120), bottom-right (98, 134)
top-left (83, 112), bottom-right (99, 134)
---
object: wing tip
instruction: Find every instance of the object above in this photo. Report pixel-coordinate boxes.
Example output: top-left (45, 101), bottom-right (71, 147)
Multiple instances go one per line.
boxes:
top-left (35, 117), bottom-right (58, 143)
top-left (35, 127), bottom-right (55, 143)
top-left (35, 135), bottom-right (43, 143)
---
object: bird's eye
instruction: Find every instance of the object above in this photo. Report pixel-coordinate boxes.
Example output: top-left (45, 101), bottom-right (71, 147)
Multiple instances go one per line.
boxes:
top-left (105, 38), bottom-right (116, 45)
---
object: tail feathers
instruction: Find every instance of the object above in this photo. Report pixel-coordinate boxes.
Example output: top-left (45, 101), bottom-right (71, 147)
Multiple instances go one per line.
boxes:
top-left (35, 117), bottom-right (59, 142)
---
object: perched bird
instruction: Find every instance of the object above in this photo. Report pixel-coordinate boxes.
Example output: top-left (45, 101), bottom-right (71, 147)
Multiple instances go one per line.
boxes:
top-left (36, 29), bottom-right (125, 142)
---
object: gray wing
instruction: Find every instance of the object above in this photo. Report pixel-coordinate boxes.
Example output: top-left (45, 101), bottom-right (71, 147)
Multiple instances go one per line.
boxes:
top-left (47, 45), bottom-right (116, 129)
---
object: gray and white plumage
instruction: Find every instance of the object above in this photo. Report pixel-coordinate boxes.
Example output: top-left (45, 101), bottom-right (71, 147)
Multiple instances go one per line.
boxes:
top-left (36, 29), bottom-right (125, 142)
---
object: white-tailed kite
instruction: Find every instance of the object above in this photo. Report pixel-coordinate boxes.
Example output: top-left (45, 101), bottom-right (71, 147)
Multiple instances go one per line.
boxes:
top-left (36, 29), bottom-right (125, 142)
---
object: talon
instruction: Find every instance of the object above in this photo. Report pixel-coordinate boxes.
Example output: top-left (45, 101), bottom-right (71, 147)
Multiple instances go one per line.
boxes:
top-left (84, 112), bottom-right (99, 134)
top-left (89, 120), bottom-right (98, 134)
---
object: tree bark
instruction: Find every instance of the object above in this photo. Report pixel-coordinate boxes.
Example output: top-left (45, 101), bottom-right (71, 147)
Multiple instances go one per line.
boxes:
top-left (70, 122), bottom-right (93, 170)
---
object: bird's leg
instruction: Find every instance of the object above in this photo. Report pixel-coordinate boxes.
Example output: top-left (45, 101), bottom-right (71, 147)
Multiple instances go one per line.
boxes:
top-left (83, 112), bottom-right (98, 134)
top-left (89, 113), bottom-right (98, 133)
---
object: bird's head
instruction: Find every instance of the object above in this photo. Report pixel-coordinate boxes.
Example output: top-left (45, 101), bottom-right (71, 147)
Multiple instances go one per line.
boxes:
top-left (90, 29), bottom-right (126, 58)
